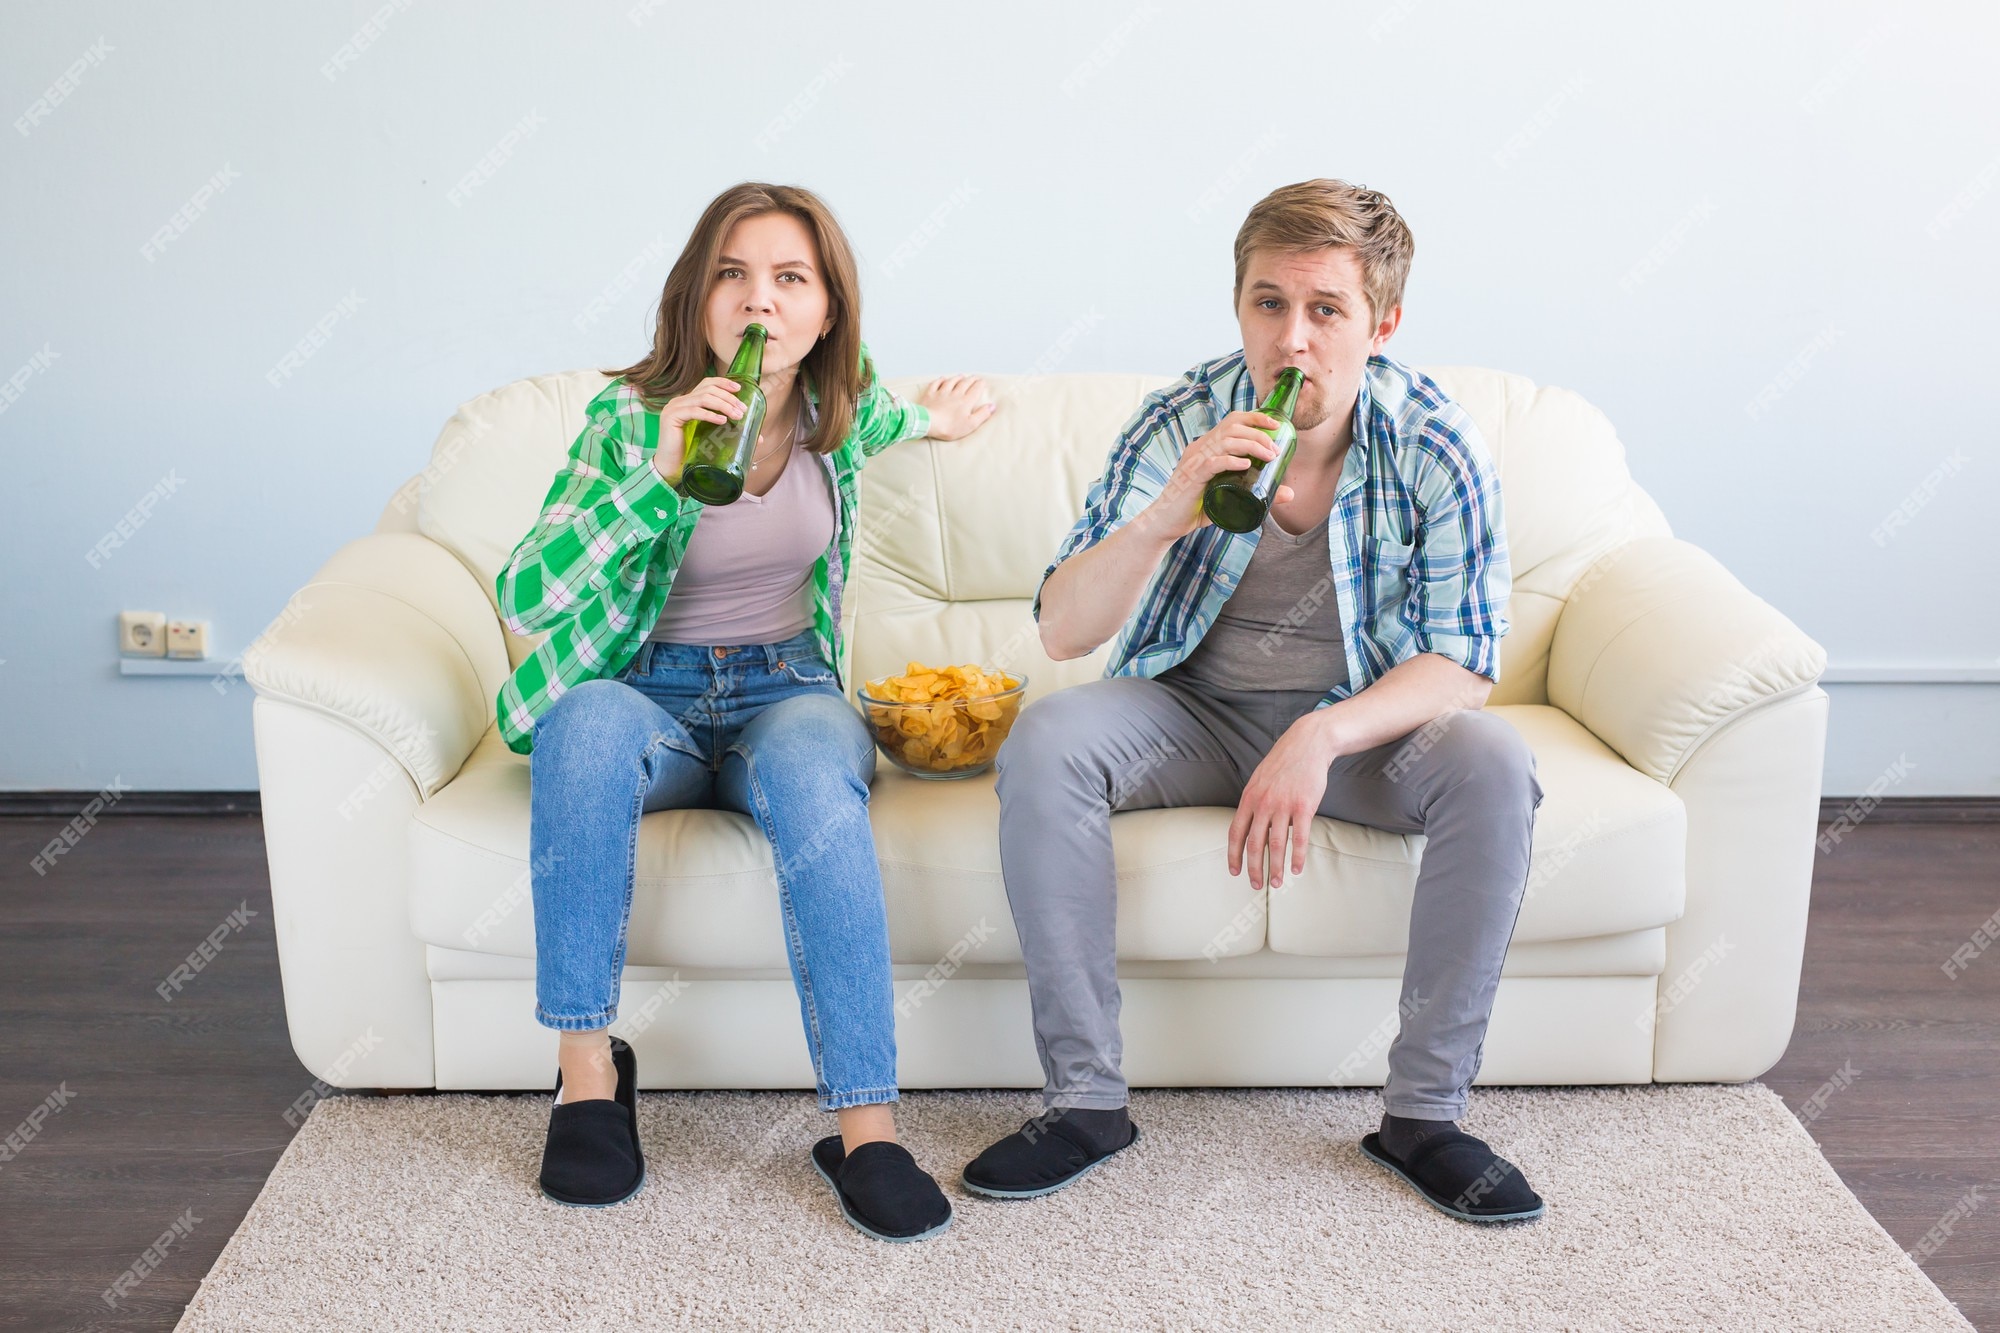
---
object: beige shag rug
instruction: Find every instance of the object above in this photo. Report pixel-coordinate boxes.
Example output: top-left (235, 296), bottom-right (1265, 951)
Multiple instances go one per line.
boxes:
top-left (175, 1085), bottom-right (1971, 1331)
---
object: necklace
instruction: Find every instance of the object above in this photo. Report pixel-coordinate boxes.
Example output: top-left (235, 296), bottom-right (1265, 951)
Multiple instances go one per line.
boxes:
top-left (749, 397), bottom-right (801, 471)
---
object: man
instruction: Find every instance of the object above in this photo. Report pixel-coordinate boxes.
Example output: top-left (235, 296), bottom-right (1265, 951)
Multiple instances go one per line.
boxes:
top-left (960, 179), bottom-right (1546, 1223)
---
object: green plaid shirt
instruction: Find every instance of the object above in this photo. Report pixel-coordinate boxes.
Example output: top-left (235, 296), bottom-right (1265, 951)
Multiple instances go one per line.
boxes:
top-left (493, 342), bottom-right (931, 755)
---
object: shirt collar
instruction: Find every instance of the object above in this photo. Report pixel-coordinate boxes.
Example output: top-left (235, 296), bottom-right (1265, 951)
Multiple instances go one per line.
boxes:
top-left (802, 366), bottom-right (820, 423)
top-left (1342, 360), bottom-right (1376, 493)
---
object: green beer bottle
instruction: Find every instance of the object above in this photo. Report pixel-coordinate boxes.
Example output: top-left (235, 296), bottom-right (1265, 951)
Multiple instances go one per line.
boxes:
top-left (675, 323), bottom-right (770, 506)
top-left (1200, 365), bottom-right (1305, 533)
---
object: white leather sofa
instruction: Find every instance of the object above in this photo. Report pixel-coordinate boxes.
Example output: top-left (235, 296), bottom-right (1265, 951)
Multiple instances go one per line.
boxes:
top-left (246, 365), bottom-right (1829, 1094)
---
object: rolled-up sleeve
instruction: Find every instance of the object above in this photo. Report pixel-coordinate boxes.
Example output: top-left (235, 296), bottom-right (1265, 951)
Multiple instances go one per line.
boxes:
top-left (1404, 411), bottom-right (1511, 681)
top-left (850, 341), bottom-right (932, 459)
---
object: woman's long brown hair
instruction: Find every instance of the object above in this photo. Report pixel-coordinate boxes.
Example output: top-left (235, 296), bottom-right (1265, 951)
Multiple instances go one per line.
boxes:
top-left (603, 182), bottom-right (869, 456)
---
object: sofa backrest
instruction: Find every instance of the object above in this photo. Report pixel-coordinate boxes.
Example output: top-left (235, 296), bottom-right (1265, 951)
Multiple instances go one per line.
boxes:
top-left (407, 365), bottom-right (1669, 708)
top-left (409, 369), bottom-right (617, 673)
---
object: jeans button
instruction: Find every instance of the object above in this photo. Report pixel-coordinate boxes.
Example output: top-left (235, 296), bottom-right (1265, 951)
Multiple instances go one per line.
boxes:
top-left (712, 646), bottom-right (726, 659)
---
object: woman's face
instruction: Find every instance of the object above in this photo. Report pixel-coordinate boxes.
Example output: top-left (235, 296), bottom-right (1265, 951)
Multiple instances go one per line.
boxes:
top-left (703, 211), bottom-right (832, 379)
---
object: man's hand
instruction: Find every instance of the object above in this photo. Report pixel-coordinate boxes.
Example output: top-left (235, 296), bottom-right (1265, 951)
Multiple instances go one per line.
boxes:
top-left (1227, 710), bottom-right (1342, 891)
top-left (1225, 657), bottom-right (1495, 889)
top-left (916, 374), bottom-right (998, 441)
top-left (1140, 410), bottom-right (1297, 543)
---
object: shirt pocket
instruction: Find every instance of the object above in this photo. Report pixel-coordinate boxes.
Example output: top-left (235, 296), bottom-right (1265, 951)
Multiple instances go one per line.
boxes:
top-left (1362, 534), bottom-right (1417, 628)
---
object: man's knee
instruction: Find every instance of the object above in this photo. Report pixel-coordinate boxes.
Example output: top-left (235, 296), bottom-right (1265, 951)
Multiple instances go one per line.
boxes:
top-left (995, 686), bottom-right (1095, 781)
top-left (1427, 710), bottom-right (1541, 805)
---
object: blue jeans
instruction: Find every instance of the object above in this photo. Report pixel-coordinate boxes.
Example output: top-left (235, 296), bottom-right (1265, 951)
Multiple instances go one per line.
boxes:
top-left (527, 627), bottom-right (898, 1111)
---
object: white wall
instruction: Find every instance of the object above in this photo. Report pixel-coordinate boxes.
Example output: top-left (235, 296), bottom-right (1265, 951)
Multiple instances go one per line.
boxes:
top-left (2, 0), bottom-right (1993, 794)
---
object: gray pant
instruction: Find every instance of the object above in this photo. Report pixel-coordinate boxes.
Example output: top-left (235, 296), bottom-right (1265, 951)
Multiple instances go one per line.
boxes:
top-left (992, 672), bottom-right (1545, 1121)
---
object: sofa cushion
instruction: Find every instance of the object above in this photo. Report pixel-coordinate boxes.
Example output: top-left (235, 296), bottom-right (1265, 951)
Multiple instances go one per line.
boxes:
top-left (407, 726), bottom-right (1268, 970)
top-left (407, 703), bottom-right (1682, 969)
top-left (1265, 704), bottom-right (1684, 955)
top-left (413, 369), bottom-right (613, 673)
top-left (422, 925), bottom-right (1671, 984)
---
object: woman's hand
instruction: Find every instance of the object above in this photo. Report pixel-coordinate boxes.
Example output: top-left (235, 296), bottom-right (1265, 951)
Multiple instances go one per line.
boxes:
top-left (916, 374), bottom-right (998, 441)
top-left (650, 376), bottom-right (744, 483)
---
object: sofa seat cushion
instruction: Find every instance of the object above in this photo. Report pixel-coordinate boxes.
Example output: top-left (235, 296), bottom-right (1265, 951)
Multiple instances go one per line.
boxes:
top-left (1266, 705), bottom-right (1685, 955)
top-left (407, 704), bottom-right (1682, 968)
top-left (407, 727), bottom-right (1266, 968)
top-left (424, 924), bottom-right (1669, 985)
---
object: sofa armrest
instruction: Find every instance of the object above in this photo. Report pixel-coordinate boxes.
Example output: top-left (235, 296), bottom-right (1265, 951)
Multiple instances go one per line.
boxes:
top-left (1547, 536), bottom-right (1827, 784)
top-left (246, 531), bottom-right (509, 1089)
top-left (245, 532), bottom-right (509, 798)
top-left (1550, 536), bottom-right (1831, 1082)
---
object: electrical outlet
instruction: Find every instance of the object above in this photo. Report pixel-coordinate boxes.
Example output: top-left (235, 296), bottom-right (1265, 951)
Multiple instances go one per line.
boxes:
top-left (119, 610), bottom-right (168, 656)
top-left (166, 619), bottom-right (210, 660)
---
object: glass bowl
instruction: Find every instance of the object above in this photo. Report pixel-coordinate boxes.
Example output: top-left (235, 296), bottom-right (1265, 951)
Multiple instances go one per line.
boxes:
top-left (855, 667), bottom-right (1029, 780)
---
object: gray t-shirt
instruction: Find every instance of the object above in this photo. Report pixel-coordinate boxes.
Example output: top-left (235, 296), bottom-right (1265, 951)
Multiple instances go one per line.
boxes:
top-left (1159, 510), bottom-right (1349, 695)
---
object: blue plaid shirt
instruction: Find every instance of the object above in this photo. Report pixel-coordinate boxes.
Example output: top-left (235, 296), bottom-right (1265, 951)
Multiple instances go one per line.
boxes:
top-left (1032, 350), bottom-right (1511, 711)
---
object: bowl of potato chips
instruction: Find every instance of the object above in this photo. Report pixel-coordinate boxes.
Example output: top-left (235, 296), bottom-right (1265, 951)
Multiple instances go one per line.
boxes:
top-left (856, 661), bottom-right (1029, 780)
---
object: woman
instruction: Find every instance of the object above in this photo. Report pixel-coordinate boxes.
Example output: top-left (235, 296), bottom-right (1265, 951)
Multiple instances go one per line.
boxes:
top-left (492, 182), bottom-right (997, 1239)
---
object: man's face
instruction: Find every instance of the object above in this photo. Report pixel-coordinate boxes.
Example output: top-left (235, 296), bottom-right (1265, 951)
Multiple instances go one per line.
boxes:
top-left (1234, 245), bottom-right (1399, 434)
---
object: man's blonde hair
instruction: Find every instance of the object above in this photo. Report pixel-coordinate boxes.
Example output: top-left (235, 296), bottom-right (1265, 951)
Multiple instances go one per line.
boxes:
top-left (1232, 179), bottom-right (1414, 324)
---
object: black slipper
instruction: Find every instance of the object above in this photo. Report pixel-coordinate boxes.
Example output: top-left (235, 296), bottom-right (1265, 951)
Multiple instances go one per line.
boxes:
top-left (538, 1036), bottom-right (645, 1208)
top-left (810, 1136), bottom-right (953, 1242)
top-left (1359, 1128), bottom-right (1544, 1222)
top-left (961, 1115), bottom-right (1140, 1199)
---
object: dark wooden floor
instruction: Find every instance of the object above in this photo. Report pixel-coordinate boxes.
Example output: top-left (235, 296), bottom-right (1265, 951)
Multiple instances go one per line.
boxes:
top-left (0, 813), bottom-right (1993, 1330)
top-left (1759, 819), bottom-right (1999, 1327)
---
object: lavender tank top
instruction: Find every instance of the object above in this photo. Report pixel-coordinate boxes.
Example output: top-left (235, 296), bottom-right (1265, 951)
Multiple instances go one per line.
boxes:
top-left (646, 442), bottom-right (836, 646)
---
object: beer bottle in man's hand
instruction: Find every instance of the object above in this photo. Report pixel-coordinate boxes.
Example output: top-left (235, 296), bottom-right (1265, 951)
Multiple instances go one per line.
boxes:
top-left (1201, 365), bottom-right (1304, 533)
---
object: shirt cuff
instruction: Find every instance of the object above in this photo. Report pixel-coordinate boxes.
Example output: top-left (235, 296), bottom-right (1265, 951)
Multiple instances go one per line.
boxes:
top-left (1029, 559), bottom-right (1060, 623)
top-left (617, 452), bottom-right (685, 538)
top-left (1419, 630), bottom-right (1501, 682)
top-left (901, 401), bottom-right (933, 442)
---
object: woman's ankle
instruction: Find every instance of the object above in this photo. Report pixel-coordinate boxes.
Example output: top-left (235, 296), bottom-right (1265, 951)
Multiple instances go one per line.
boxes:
top-left (837, 1102), bottom-right (896, 1154)
top-left (557, 1029), bottom-right (617, 1102)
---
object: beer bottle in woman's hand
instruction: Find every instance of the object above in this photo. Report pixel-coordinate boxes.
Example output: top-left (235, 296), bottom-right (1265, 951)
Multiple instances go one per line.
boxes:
top-left (673, 324), bottom-right (769, 505)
